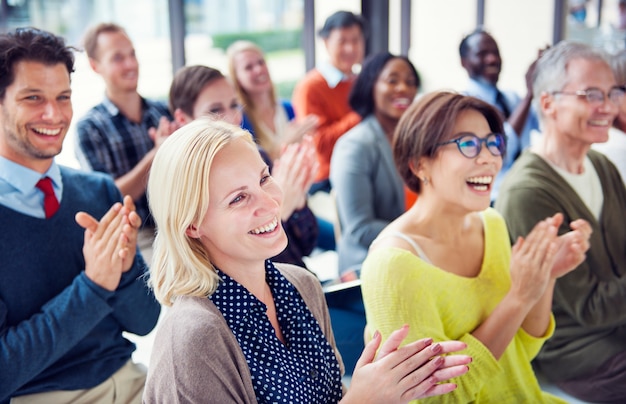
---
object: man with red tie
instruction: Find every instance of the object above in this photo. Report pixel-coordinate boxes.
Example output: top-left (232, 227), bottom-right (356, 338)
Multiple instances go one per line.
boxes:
top-left (0, 28), bottom-right (160, 403)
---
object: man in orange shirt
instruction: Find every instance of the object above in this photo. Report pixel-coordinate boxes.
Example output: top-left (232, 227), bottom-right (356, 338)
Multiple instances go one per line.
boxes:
top-left (292, 11), bottom-right (367, 194)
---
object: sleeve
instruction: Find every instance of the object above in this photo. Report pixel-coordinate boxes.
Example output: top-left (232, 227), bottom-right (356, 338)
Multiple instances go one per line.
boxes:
top-left (75, 117), bottom-right (114, 174)
top-left (108, 256), bottom-right (160, 336)
top-left (143, 305), bottom-right (256, 404)
top-left (103, 178), bottom-right (160, 335)
top-left (360, 251), bottom-right (501, 404)
top-left (292, 81), bottom-right (360, 166)
top-left (495, 177), bottom-right (626, 329)
top-left (281, 100), bottom-right (296, 121)
top-left (0, 273), bottom-right (114, 400)
top-left (330, 135), bottom-right (389, 247)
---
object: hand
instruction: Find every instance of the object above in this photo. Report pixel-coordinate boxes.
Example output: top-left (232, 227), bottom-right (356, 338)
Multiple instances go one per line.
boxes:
top-left (120, 195), bottom-right (142, 272)
top-left (509, 215), bottom-right (559, 304)
top-left (551, 218), bottom-right (592, 279)
top-left (148, 116), bottom-right (179, 150)
top-left (284, 114), bottom-right (318, 145)
top-left (272, 139), bottom-right (317, 219)
top-left (343, 325), bottom-right (471, 403)
top-left (76, 202), bottom-right (128, 291)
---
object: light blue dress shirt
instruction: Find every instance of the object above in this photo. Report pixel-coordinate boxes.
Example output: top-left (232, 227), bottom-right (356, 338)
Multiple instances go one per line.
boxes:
top-left (0, 157), bottom-right (63, 218)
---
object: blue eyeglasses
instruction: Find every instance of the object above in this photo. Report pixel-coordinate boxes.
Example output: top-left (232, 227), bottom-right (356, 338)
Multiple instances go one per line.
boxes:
top-left (436, 133), bottom-right (506, 159)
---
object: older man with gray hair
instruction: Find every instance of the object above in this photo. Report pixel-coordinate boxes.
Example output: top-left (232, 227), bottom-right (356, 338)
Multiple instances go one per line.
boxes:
top-left (496, 41), bottom-right (626, 402)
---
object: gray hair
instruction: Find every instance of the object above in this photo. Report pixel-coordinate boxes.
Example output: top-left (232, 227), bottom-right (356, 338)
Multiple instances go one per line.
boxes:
top-left (610, 49), bottom-right (626, 86)
top-left (533, 41), bottom-right (610, 119)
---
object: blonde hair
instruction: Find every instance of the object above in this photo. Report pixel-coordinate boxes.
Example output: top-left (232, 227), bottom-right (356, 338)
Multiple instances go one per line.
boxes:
top-left (226, 40), bottom-right (277, 153)
top-left (147, 118), bottom-right (255, 305)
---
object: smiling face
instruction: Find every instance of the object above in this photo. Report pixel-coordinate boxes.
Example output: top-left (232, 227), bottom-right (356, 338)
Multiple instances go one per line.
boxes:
top-left (0, 61), bottom-right (72, 173)
top-left (232, 48), bottom-right (273, 96)
top-left (462, 32), bottom-right (501, 86)
top-left (373, 58), bottom-right (418, 122)
top-left (189, 137), bottom-right (287, 270)
top-left (543, 58), bottom-right (618, 147)
top-left (90, 30), bottom-right (139, 93)
top-left (419, 109), bottom-right (502, 212)
top-left (324, 25), bottom-right (365, 75)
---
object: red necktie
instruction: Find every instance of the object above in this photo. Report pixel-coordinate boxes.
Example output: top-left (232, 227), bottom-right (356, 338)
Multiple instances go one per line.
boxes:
top-left (36, 177), bottom-right (60, 219)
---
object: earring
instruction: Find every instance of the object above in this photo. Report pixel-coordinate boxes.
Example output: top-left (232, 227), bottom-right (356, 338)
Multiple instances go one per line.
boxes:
top-left (422, 177), bottom-right (429, 185)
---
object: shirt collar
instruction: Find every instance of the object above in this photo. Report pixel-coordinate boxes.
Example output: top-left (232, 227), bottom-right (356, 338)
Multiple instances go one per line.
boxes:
top-left (0, 157), bottom-right (61, 194)
top-left (102, 95), bottom-right (148, 116)
top-left (318, 61), bottom-right (352, 89)
top-left (467, 78), bottom-right (499, 99)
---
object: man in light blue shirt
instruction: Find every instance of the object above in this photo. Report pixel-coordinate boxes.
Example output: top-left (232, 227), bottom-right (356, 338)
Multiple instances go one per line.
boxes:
top-left (0, 27), bottom-right (159, 403)
top-left (460, 29), bottom-right (542, 201)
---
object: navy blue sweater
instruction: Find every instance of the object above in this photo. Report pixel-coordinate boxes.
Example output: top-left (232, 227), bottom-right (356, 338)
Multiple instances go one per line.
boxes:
top-left (0, 167), bottom-right (160, 401)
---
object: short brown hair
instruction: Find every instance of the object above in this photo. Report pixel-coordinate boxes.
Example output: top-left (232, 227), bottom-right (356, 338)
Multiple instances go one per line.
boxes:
top-left (83, 22), bottom-right (126, 60)
top-left (168, 65), bottom-right (225, 117)
top-left (393, 91), bottom-right (504, 194)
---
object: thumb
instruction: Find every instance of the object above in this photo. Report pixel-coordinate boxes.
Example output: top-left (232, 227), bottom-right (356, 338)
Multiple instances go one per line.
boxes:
top-left (354, 329), bottom-right (381, 371)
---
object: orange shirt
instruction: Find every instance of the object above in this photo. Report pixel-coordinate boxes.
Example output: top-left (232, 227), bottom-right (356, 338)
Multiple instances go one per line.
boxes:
top-left (292, 69), bottom-right (360, 182)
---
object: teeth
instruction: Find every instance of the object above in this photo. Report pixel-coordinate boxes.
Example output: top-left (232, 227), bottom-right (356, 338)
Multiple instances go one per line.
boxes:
top-left (466, 176), bottom-right (493, 185)
top-left (393, 98), bottom-right (411, 107)
top-left (589, 120), bottom-right (609, 126)
top-left (33, 128), bottom-right (61, 136)
top-left (249, 217), bottom-right (278, 234)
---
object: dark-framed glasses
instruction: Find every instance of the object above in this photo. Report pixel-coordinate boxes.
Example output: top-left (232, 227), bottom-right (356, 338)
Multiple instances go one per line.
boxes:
top-left (551, 86), bottom-right (626, 105)
top-left (436, 132), bottom-right (506, 159)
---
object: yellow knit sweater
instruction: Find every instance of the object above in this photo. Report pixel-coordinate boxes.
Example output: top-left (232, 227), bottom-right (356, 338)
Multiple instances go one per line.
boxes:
top-left (361, 208), bottom-right (566, 403)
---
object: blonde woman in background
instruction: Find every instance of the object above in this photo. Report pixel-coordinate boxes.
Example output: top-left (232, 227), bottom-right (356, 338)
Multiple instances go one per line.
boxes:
top-left (227, 40), bottom-right (318, 161)
top-left (228, 40), bottom-right (336, 252)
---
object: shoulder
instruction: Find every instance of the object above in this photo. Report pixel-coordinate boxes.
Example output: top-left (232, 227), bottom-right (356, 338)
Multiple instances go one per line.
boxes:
top-left (61, 166), bottom-right (122, 200)
top-left (60, 166), bottom-right (116, 189)
top-left (481, 208), bottom-right (509, 238)
top-left (145, 98), bottom-right (172, 118)
top-left (76, 103), bottom-right (109, 130)
top-left (334, 118), bottom-right (379, 151)
top-left (276, 263), bottom-right (321, 293)
top-left (499, 152), bottom-right (552, 194)
top-left (294, 70), bottom-right (326, 92)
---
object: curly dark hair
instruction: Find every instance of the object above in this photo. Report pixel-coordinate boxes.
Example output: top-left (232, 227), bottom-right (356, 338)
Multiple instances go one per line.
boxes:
top-left (0, 27), bottom-right (75, 100)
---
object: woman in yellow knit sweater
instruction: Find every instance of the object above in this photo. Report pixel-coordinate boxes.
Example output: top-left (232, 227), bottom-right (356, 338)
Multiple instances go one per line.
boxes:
top-left (361, 91), bottom-right (592, 403)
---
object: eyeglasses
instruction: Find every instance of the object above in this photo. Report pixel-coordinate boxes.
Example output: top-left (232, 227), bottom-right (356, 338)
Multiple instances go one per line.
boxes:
top-left (551, 86), bottom-right (626, 105)
top-left (436, 133), bottom-right (506, 159)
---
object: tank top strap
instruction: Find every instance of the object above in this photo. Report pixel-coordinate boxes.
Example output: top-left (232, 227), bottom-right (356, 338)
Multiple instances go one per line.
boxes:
top-left (372, 231), bottom-right (432, 264)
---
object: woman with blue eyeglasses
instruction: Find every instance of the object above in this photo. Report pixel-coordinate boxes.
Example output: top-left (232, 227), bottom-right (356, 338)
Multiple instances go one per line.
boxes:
top-left (360, 91), bottom-right (591, 403)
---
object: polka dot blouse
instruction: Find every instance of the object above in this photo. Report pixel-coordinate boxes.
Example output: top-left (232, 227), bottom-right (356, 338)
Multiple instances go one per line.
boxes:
top-left (210, 260), bottom-right (343, 403)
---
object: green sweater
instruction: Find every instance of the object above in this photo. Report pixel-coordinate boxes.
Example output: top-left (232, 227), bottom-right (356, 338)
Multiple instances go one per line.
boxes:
top-left (496, 150), bottom-right (626, 382)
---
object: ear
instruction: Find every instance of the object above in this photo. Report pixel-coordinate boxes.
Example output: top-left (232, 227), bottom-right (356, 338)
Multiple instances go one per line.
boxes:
top-left (409, 157), bottom-right (428, 180)
top-left (88, 57), bottom-right (99, 74)
top-left (174, 108), bottom-right (192, 126)
top-left (460, 57), bottom-right (469, 71)
top-left (186, 224), bottom-right (200, 239)
top-left (539, 91), bottom-right (556, 119)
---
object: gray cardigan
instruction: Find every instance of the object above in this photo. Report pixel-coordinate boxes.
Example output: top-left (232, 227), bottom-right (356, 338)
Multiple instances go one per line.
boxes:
top-left (330, 115), bottom-right (406, 274)
top-left (143, 263), bottom-right (344, 403)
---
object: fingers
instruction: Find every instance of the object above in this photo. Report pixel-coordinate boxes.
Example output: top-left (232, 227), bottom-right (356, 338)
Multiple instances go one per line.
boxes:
top-left (75, 211), bottom-right (99, 233)
top-left (354, 329), bottom-right (382, 370)
top-left (399, 354), bottom-right (471, 400)
top-left (434, 340), bottom-right (468, 354)
top-left (376, 324), bottom-right (413, 360)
